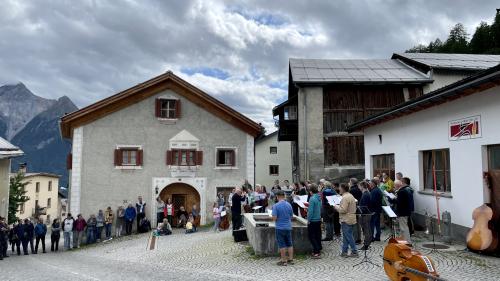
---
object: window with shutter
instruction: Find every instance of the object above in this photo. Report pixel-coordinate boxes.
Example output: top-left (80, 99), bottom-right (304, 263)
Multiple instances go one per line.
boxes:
top-left (157, 98), bottom-right (179, 119)
top-left (196, 151), bottom-right (203, 165)
top-left (216, 148), bottom-right (236, 167)
top-left (66, 153), bottom-right (73, 170)
top-left (169, 149), bottom-right (196, 166)
top-left (115, 146), bottom-right (143, 168)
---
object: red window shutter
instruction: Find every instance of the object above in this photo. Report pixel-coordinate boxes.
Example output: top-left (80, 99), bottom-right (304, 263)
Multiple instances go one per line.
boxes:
top-left (230, 150), bottom-right (236, 166)
top-left (114, 149), bottom-right (122, 166)
top-left (175, 99), bottom-right (181, 118)
top-left (155, 98), bottom-right (161, 117)
top-left (66, 153), bottom-right (72, 170)
top-left (137, 149), bottom-right (143, 166)
top-left (166, 150), bottom-right (173, 165)
top-left (196, 151), bottom-right (203, 165)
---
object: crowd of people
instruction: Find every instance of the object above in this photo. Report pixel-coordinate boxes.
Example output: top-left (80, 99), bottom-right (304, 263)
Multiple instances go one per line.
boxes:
top-left (263, 173), bottom-right (414, 265)
top-left (1, 173), bottom-right (414, 265)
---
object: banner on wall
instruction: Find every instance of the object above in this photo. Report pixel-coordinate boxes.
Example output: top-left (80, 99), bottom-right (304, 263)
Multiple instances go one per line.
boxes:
top-left (449, 115), bottom-right (481, 141)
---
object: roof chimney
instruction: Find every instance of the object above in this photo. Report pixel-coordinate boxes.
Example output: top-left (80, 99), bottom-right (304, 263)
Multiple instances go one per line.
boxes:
top-left (18, 163), bottom-right (27, 174)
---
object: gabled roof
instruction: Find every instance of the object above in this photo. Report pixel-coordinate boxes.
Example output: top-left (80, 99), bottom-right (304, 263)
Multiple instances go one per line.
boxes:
top-left (60, 71), bottom-right (262, 138)
top-left (392, 53), bottom-right (500, 71)
top-left (347, 64), bottom-right (500, 132)
top-left (289, 58), bottom-right (432, 84)
top-left (0, 137), bottom-right (23, 159)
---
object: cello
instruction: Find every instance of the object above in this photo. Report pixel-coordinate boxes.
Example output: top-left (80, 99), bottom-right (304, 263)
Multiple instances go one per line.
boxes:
top-left (466, 204), bottom-right (498, 253)
top-left (383, 238), bottom-right (445, 281)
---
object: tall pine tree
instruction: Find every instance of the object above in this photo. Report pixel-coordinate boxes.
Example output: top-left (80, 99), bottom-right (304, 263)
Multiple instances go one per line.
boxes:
top-left (8, 172), bottom-right (30, 224)
top-left (406, 9), bottom-right (500, 54)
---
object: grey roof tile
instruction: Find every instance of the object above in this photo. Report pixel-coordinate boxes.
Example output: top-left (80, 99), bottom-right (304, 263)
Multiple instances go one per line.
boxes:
top-left (290, 58), bottom-right (431, 83)
top-left (394, 53), bottom-right (500, 70)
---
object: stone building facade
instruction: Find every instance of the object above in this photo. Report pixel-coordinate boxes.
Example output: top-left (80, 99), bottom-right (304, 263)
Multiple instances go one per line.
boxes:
top-left (60, 72), bottom-right (261, 227)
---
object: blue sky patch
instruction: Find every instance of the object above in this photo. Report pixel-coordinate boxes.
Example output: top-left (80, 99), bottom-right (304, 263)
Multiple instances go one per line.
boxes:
top-left (228, 6), bottom-right (287, 26)
top-left (181, 67), bottom-right (230, 80)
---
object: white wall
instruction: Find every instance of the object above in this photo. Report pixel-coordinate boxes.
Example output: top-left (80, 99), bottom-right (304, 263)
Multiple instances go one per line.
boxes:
top-left (423, 70), bottom-right (472, 94)
top-left (0, 159), bottom-right (10, 218)
top-left (364, 85), bottom-right (500, 228)
top-left (255, 133), bottom-right (293, 188)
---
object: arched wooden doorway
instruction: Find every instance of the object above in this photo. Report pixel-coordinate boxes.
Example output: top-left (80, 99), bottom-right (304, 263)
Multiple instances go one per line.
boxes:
top-left (159, 183), bottom-right (200, 225)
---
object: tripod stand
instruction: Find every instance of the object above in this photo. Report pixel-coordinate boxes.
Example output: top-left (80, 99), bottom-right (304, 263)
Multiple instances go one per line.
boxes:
top-left (353, 212), bottom-right (379, 267)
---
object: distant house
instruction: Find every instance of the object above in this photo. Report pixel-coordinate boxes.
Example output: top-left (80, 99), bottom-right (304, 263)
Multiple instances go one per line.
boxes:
top-left (347, 64), bottom-right (500, 241)
top-left (14, 170), bottom-right (60, 223)
top-left (255, 131), bottom-right (293, 188)
top-left (0, 137), bottom-right (23, 218)
top-left (274, 54), bottom-right (500, 183)
top-left (60, 71), bottom-right (261, 227)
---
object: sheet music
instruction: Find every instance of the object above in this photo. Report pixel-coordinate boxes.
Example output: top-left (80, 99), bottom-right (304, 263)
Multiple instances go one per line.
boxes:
top-left (382, 206), bottom-right (397, 218)
top-left (268, 209), bottom-right (273, 217)
top-left (383, 190), bottom-right (396, 200)
top-left (220, 211), bottom-right (227, 217)
top-left (326, 195), bottom-right (342, 206)
top-left (252, 206), bottom-right (263, 210)
top-left (293, 195), bottom-right (308, 208)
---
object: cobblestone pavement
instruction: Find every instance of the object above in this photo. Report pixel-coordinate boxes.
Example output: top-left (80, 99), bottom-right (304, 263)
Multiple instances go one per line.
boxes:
top-left (2, 228), bottom-right (500, 281)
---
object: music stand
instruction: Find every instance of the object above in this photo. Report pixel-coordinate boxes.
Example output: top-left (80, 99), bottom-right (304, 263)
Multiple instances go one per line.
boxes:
top-left (382, 206), bottom-right (398, 241)
top-left (353, 207), bottom-right (379, 268)
top-left (424, 214), bottom-right (445, 256)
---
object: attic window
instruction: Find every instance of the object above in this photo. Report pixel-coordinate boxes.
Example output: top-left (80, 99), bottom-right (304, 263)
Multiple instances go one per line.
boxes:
top-left (155, 98), bottom-right (180, 119)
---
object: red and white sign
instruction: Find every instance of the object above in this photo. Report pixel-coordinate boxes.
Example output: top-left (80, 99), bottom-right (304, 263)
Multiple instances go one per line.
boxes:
top-left (449, 115), bottom-right (481, 141)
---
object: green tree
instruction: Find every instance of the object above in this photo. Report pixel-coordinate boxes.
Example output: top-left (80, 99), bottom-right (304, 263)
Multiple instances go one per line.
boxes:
top-left (8, 172), bottom-right (30, 224)
top-left (469, 22), bottom-right (492, 53)
top-left (406, 44), bottom-right (429, 53)
top-left (441, 23), bottom-right (469, 53)
top-left (490, 11), bottom-right (500, 52)
top-left (428, 38), bottom-right (443, 52)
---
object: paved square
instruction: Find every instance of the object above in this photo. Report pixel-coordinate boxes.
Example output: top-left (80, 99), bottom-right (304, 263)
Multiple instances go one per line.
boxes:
top-left (2, 229), bottom-right (500, 280)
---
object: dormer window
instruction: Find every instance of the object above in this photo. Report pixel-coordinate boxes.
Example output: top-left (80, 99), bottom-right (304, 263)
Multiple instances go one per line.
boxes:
top-left (155, 98), bottom-right (181, 119)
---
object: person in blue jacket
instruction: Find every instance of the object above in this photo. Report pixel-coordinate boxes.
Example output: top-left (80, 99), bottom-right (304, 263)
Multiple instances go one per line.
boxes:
top-left (34, 218), bottom-right (47, 254)
top-left (307, 184), bottom-right (322, 258)
top-left (124, 204), bottom-right (137, 235)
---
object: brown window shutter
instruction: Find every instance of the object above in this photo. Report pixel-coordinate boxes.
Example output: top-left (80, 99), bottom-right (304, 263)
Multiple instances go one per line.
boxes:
top-left (114, 149), bottom-right (122, 166)
top-left (137, 149), bottom-right (143, 166)
top-left (230, 150), bottom-right (236, 166)
top-left (166, 150), bottom-right (172, 165)
top-left (196, 151), bottom-right (203, 165)
top-left (155, 98), bottom-right (161, 117)
top-left (66, 153), bottom-right (72, 170)
top-left (175, 99), bottom-right (181, 118)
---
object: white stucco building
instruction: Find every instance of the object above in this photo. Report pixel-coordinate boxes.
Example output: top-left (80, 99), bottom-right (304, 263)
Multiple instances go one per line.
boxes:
top-left (60, 71), bottom-right (262, 227)
top-left (255, 131), bottom-right (293, 188)
top-left (347, 64), bottom-right (500, 242)
top-left (15, 172), bottom-right (60, 223)
top-left (0, 137), bottom-right (23, 219)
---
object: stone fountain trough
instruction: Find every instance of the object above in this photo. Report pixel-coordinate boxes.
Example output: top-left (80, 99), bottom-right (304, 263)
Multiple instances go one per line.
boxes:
top-left (244, 213), bottom-right (312, 256)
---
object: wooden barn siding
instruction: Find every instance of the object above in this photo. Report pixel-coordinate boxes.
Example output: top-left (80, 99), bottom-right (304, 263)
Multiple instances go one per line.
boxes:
top-left (323, 85), bottom-right (422, 166)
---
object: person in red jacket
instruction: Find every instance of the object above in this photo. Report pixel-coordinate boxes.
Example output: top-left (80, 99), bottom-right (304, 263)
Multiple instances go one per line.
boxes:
top-left (73, 214), bottom-right (87, 248)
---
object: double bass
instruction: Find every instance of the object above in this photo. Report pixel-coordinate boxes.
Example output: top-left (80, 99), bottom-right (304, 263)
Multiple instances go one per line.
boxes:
top-left (466, 204), bottom-right (498, 253)
top-left (383, 238), bottom-right (445, 281)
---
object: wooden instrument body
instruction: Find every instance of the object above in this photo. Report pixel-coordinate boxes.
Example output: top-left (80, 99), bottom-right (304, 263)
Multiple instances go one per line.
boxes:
top-left (383, 238), bottom-right (440, 281)
top-left (219, 214), bottom-right (230, 230)
top-left (466, 204), bottom-right (498, 252)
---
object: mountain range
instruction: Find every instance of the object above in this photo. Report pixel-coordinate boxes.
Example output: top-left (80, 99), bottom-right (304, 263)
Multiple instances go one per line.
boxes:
top-left (0, 83), bottom-right (78, 188)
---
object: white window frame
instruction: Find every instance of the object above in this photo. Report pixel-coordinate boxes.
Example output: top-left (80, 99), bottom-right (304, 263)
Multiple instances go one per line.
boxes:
top-left (214, 146), bottom-right (238, 170)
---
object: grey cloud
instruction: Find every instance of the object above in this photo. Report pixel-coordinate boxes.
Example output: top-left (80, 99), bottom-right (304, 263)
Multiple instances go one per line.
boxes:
top-left (0, 0), bottom-right (498, 132)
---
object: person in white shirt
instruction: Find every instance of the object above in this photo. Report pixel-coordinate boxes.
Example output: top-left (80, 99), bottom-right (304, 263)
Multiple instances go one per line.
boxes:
top-left (62, 213), bottom-right (74, 250)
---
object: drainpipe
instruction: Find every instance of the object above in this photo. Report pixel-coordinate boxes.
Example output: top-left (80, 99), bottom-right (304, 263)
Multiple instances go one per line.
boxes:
top-left (303, 88), bottom-right (308, 181)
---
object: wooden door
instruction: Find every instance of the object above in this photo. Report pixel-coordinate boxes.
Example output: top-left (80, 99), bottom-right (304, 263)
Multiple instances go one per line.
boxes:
top-left (372, 154), bottom-right (395, 179)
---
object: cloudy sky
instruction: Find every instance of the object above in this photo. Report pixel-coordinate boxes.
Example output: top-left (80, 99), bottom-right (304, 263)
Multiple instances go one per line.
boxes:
top-left (0, 0), bottom-right (498, 131)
